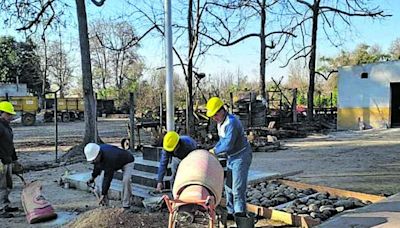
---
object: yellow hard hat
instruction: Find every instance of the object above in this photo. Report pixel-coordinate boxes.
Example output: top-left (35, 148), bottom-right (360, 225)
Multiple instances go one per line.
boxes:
top-left (206, 97), bottom-right (224, 117)
top-left (0, 101), bottom-right (16, 115)
top-left (163, 131), bottom-right (180, 152)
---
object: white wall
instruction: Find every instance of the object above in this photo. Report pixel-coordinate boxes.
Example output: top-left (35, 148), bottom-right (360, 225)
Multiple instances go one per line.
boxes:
top-left (338, 61), bottom-right (400, 109)
top-left (0, 83), bottom-right (28, 97)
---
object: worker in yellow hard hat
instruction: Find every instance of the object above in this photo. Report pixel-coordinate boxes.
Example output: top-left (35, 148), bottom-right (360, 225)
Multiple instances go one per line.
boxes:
top-left (0, 101), bottom-right (19, 218)
top-left (206, 97), bottom-right (252, 220)
top-left (156, 131), bottom-right (197, 192)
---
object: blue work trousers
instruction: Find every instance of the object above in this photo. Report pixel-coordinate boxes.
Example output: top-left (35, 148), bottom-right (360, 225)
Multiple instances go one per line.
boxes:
top-left (225, 148), bottom-right (252, 214)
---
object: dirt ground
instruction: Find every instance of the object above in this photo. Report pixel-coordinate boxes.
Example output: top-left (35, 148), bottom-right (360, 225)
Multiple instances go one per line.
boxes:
top-left (1, 118), bottom-right (400, 227)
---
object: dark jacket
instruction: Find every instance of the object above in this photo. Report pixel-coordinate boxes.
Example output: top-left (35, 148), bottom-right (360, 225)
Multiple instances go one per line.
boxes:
top-left (0, 118), bottom-right (17, 164)
top-left (91, 144), bottom-right (134, 195)
top-left (157, 136), bottom-right (197, 183)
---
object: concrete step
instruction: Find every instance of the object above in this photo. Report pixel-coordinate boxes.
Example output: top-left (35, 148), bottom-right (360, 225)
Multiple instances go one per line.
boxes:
top-left (134, 156), bottom-right (171, 175)
top-left (112, 169), bottom-right (171, 189)
top-left (131, 170), bottom-right (171, 189)
top-left (142, 145), bottom-right (163, 161)
top-left (64, 172), bottom-right (156, 199)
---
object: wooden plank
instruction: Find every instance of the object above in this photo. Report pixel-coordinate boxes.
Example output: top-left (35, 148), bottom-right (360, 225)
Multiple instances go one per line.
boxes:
top-left (246, 203), bottom-right (320, 227)
top-left (279, 179), bottom-right (385, 203)
top-left (248, 170), bottom-right (303, 185)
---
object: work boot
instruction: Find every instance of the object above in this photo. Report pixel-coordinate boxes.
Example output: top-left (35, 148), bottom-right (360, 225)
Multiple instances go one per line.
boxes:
top-left (4, 205), bottom-right (18, 212)
top-left (0, 212), bottom-right (14, 218)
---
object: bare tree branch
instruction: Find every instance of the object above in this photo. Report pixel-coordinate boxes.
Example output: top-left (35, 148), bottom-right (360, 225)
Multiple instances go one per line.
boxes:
top-left (16, 0), bottom-right (56, 31)
top-left (95, 25), bottom-right (157, 51)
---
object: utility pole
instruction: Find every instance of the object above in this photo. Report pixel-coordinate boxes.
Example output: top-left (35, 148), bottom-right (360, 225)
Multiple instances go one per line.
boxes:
top-left (165, 0), bottom-right (174, 131)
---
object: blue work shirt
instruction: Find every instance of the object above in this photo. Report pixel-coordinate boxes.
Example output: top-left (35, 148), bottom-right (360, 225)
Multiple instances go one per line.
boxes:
top-left (214, 113), bottom-right (251, 157)
top-left (157, 136), bottom-right (197, 183)
top-left (91, 144), bottom-right (134, 195)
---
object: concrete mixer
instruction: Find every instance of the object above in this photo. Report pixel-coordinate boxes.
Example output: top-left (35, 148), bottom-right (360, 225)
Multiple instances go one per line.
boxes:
top-left (163, 149), bottom-right (224, 228)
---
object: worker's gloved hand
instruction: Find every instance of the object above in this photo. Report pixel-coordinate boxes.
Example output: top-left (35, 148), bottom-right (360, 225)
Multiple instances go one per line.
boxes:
top-left (98, 195), bottom-right (109, 206)
top-left (86, 177), bottom-right (95, 186)
top-left (12, 161), bottom-right (24, 174)
top-left (209, 148), bottom-right (215, 154)
top-left (156, 182), bottom-right (163, 192)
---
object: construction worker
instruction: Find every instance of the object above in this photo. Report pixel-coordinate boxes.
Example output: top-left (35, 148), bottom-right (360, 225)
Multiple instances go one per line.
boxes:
top-left (84, 143), bottom-right (134, 209)
top-left (206, 97), bottom-right (252, 220)
top-left (0, 101), bottom-right (20, 218)
top-left (156, 131), bottom-right (197, 191)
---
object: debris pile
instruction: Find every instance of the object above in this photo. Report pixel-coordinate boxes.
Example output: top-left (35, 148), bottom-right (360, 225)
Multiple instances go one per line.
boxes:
top-left (277, 192), bottom-right (371, 221)
top-left (247, 132), bottom-right (281, 152)
top-left (66, 208), bottom-right (169, 228)
top-left (234, 97), bottom-right (267, 129)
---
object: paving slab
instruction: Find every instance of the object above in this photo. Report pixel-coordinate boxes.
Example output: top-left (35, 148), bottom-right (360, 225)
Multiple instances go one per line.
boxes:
top-left (64, 172), bottom-right (155, 199)
top-left (319, 193), bottom-right (400, 227)
top-left (64, 169), bottom-right (280, 200)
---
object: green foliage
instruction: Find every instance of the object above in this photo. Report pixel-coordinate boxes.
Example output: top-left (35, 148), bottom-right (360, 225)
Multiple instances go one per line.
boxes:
top-left (297, 92), bottom-right (306, 105)
top-left (0, 36), bottom-right (44, 95)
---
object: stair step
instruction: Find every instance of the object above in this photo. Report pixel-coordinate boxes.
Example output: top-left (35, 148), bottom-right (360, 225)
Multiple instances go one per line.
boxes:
top-left (134, 156), bottom-right (171, 175)
top-left (131, 170), bottom-right (171, 189)
top-left (64, 172), bottom-right (157, 199)
top-left (142, 145), bottom-right (163, 161)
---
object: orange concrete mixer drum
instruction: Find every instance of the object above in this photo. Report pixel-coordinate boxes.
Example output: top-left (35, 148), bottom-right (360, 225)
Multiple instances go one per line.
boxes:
top-left (173, 149), bottom-right (224, 205)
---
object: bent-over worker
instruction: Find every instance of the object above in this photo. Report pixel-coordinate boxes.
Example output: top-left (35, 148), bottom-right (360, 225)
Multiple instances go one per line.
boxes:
top-left (156, 131), bottom-right (197, 191)
top-left (85, 143), bottom-right (134, 208)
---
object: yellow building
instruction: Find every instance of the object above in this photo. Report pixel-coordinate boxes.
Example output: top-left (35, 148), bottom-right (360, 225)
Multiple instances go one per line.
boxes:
top-left (338, 60), bottom-right (400, 130)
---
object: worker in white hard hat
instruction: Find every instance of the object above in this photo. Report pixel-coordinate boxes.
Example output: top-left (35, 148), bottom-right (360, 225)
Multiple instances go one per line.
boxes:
top-left (206, 97), bottom-right (252, 220)
top-left (84, 143), bottom-right (135, 209)
top-left (0, 101), bottom-right (20, 218)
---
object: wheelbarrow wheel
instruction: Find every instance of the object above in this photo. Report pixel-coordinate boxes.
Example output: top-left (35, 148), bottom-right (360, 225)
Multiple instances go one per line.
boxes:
top-left (120, 138), bottom-right (130, 150)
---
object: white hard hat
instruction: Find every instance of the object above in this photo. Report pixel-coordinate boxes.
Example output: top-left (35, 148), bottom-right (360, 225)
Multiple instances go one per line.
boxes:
top-left (84, 143), bottom-right (100, 162)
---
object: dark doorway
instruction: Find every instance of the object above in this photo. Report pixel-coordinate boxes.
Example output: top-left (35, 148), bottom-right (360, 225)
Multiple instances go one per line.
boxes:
top-left (391, 83), bottom-right (400, 127)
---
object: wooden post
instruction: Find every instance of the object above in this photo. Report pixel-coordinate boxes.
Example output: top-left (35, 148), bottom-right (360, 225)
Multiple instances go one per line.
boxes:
top-left (330, 92), bottom-right (333, 116)
top-left (292, 88), bottom-right (297, 123)
top-left (94, 93), bottom-right (98, 143)
top-left (159, 93), bottom-right (163, 134)
top-left (129, 92), bottom-right (135, 152)
top-left (248, 92), bottom-right (253, 128)
top-left (54, 93), bottom-right (58, 162)
top-left (229, 92), bottom-right (234, 114)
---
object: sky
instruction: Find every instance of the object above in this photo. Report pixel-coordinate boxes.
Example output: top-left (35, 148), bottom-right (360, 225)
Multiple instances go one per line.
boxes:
top-left (1, 0), bottom-right (399, 84)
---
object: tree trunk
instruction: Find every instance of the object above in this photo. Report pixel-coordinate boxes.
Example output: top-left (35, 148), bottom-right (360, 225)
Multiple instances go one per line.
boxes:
top-left (307, 1), bottom-right (319, 121)
top-left (186, 0), bottom-right (194, 135)
top-left (75, 0), bottom-right (97, 143)
top-left (259, 0), bottom-right (267, 101)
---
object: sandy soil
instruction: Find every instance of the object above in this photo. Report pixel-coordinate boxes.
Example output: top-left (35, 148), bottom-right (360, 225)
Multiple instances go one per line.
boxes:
top-left (1, 119), bottom-right (399, 227)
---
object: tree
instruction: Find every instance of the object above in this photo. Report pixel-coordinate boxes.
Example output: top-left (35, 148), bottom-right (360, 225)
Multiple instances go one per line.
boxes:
top-left (199, 0), bottom-right (296, 101)
top-left (0, 0), bottom-right (107, 144)
top-left (75, 0), bottom-right (105, 143)
top-left (390, 38), bottom-right (400, 60)
top-left (286, 0), bottom-right (390, 120)
top-left (0, 36), bottom-right (44, 95)
top-left (130, 0), bottom-right (215, 135)
top-left (47, 36), bottom-right (75, 97)
top-left (89, 19), bottom-right (143, 108)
